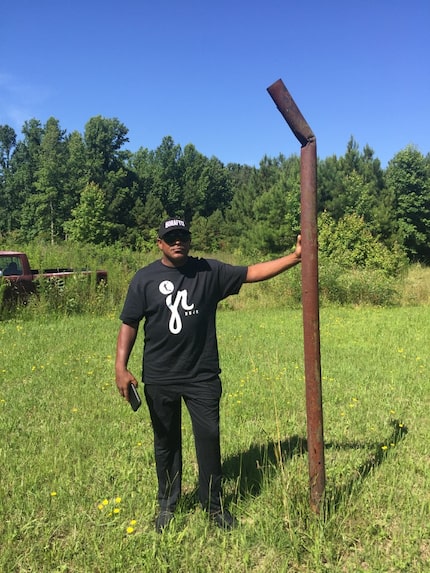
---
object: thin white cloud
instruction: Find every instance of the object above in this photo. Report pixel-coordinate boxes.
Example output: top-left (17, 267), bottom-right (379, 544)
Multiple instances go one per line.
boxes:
top-left (0, 72), bottom-right (52, 130)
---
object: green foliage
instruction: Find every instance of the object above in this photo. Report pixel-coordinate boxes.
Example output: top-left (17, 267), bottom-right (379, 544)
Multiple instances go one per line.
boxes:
top-left (29, 274), bottom-right (109, 316)
top-left (318, 211), bottom-right (407, 277)
top-left (127, 193), bottom-right (167, 249)
top-left (318, 262), bottom-right (401, 306)
top-left (318, 138), bottom-right (386, 225)
top-left (64, 182), bottom-right (115, 244)
top-left (225, 154), bottom-right (301, 255)
top-left (0, 124), bottom-right (16, 172)
top-left (3, 239), bottom-right (430, 322)
top-left (33, 117), bottom-right (68, 243)
top-left (190, 211), bottom-right (227, 252)
top-left (0, 116), bottom-right (428, 265)
top-left (385, 145), bottom-right (430, 261)
top-left (84, 115), bottom-right (130, 183)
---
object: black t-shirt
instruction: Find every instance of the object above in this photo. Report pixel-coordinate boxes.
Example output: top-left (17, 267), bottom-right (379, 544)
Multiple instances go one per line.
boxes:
top-left (120, 257), bottom-right (248, 384)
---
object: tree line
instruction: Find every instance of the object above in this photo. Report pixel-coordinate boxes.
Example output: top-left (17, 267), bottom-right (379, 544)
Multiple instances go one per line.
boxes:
top-left (0, 116), bottom-right (429, 266)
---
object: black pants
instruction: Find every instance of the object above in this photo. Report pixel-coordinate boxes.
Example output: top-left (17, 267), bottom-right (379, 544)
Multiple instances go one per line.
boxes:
top-left (144, 377), bottom-right (223, 513)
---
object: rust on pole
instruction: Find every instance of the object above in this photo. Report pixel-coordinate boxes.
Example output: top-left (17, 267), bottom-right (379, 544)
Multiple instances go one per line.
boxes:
top-left (267, 78), bottom-right (326, 512)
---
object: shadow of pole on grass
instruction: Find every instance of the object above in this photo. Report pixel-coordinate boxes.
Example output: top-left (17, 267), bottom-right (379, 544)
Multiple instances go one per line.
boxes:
top-left (221, 434), bottom-right (308, 500)
top-left (324, 419), bottom-right (408, 515)
top-left (219, 420), bottom-right (408, 512)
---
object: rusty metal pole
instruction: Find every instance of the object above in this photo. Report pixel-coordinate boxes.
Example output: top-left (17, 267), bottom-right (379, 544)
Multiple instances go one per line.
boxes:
top-left (267, 79), bottom-right (326, 512)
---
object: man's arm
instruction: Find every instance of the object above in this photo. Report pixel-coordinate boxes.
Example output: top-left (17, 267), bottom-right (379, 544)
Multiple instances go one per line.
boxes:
top-left (245, 235), bottom-right (301, 283)
top-left (115, 322), bottom-right (139, 400)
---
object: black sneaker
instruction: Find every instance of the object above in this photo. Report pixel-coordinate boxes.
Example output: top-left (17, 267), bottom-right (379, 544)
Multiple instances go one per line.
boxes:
top-left (155, 510), bottom-right (174, 533)
top-left (210, 509), bottom-right (237, 531)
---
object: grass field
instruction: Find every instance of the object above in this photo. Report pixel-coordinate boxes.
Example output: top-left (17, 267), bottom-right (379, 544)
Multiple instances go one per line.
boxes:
top-left (1, 305), bottom-right (429, 572)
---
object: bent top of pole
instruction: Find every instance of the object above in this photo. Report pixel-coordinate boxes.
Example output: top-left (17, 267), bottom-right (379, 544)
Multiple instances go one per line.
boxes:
top-left (267, 79), bottom-right (315, 147)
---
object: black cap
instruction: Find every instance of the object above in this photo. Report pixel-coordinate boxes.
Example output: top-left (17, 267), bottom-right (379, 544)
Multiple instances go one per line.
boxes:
top-left (158, 218), bottom-right (190, 238)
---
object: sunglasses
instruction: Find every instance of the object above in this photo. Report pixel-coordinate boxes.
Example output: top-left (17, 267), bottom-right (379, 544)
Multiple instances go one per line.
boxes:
top-left (162, 232), bottom-right (191, 245)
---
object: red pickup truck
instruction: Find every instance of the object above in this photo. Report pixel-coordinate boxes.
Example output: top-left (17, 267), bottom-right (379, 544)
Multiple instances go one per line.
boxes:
top-left (0, 251), bottom-right (108, 305)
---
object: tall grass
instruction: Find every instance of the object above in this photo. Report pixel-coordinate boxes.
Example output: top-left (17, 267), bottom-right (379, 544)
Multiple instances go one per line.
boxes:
top-left (1, 306), bottom-right (429, 571)
top-left (2, 239), bottom-right (430, 320)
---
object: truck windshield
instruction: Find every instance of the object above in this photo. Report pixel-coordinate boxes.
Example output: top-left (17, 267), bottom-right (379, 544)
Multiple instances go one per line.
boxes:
top-left (0, 257), bottom-right (23, 276)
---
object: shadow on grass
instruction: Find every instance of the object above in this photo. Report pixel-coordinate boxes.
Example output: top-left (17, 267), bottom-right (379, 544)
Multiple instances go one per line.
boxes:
top-left (325, 419), bottom-right (408, 515)
top-left (222, 434), bottom-right (307, 499)
top-left (218, 419), bottom-right (408, 512)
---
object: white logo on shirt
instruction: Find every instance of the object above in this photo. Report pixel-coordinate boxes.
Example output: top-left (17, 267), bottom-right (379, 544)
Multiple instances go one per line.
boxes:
top-left (159, 280), bottom-right (175, 295)
top-left (159, 280), bottom-right (196, 334)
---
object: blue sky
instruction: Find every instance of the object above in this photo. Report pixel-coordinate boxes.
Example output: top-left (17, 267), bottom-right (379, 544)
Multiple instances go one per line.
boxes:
top-left (1, 0), bottom-right (429, 168)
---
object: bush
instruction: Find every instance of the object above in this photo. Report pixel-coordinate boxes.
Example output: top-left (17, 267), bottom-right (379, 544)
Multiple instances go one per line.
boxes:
top-left (318, 260), bottom-right (401, 306)
top-left (318, 212), bottom-right (408, 277)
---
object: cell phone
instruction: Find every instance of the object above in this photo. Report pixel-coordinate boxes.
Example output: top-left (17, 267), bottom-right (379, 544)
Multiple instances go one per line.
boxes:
top-left (128, 383), bottom-right (142, 412)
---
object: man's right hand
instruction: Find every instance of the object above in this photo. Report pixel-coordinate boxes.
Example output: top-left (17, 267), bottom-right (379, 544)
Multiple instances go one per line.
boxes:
top-left (115, 368), bottom-right (138, 401)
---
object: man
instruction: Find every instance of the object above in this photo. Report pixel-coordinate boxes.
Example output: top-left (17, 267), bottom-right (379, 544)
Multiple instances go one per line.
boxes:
top-left (115, 217), bottom-right (301, 532)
